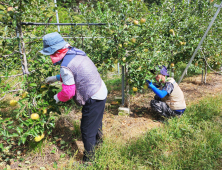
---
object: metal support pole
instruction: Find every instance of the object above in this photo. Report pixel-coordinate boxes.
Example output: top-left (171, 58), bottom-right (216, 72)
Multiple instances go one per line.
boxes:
top-left (117, 63), bottom-right (119, 75)
top-left (18, 22), bottom-right (107, 26)
top-left (121, 65), bottom-right (124, 106)
top-left (54, 0), bottom-right (60, 32)
top-left (81, 25), bottom-right (84, 50)
top-left (171, 67), bottom-right (174, 78)
top-left (16, 26), bottom-right (25, 74)
top-left (178, 2), bottom-right (222, 84)
top-left (202, 69), bottom-right (203, 83)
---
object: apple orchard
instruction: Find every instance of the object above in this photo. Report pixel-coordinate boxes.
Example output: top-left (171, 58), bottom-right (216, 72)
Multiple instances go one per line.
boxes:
top-left (1, 0), bottom-right (222, 149)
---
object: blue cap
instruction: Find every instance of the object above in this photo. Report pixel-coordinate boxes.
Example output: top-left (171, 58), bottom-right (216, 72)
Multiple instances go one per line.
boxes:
top-left (39, 32), bottom-right (68, 55)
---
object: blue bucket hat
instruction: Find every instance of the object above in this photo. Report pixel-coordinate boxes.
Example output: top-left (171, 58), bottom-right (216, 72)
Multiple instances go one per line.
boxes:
top-left (149, 65), bottom-right (169, 76)
top-left (159, 65), bottom-right (169, 76)
top-left (39, 32), bottom-right (68, 55)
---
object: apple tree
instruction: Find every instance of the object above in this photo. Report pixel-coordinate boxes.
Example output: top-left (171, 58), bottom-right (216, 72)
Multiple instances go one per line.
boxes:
top-left (0, 0), bottom-right (77, 159)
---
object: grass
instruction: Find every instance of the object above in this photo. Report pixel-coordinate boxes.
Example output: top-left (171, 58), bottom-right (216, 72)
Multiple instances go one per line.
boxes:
top-left (73, 120), bottom-right (81, 139)
top-left (104, 75), bottom-right (122, 92)
top-left (89, 94), bottom-right (222, 170)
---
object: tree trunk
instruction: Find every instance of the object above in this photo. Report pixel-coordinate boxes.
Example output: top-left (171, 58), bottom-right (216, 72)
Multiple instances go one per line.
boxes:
top-left (17, 23), bottom-right (29, 75)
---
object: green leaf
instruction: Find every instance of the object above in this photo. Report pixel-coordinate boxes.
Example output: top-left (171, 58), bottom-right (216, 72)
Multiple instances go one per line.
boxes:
top-left (60, 140), bottom-right (66, 145)
top-left (4, 26), bottom-right (8, 32)
top-left (53, 161), bottom-right (58, 169)
top-left (51, 150), bottom-right (56, 154)
top-left (5, 70), bottom-right (8, 78)
top-left (60, 154), bottom-right (66, 158)
top-left (11, 133), bottom-right (19, 137)
top-left (29, 83), bottom-right (37, 87)
top-left (7, 126), bottom-right (13, 129)
top-left (19, 158), bottom-right (24, 161)
top-left (0, 143), bottom-right (3, 150)
top-left (7, 121), bottom-right (13, 125)
top-left (16, 127), bottom-right (23, 134)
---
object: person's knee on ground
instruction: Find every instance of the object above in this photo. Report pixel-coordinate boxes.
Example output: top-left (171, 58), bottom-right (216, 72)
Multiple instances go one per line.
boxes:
top-left (150, 100), bottom-right (176, 118)
top-left (150, 100), bottom-right (167, 118)
top-left (154, 95), bottom-right (161, 101)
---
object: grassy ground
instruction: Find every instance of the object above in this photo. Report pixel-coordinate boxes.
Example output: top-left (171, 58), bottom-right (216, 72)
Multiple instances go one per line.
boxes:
top-left (1, 71), bottom-right (222, 169)
top-left (86, 95), bottom-right (222, 170)
top-left (3, 91), bottom-right (220, 170)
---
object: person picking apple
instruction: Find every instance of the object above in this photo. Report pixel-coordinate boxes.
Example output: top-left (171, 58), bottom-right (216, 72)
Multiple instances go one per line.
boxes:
top-left (146, 65), bottom-right (186, 118)
top-left (39, 32), bottom-right (108, 164)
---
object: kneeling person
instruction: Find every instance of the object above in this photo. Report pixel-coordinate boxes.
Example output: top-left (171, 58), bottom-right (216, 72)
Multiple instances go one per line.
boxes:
top-left (147, 66), bottom-right (186, 118)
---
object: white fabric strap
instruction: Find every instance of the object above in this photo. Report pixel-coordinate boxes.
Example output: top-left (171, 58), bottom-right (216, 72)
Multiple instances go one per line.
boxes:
top-left (60, 68), bottom-right (75, 85)
top-left (63, 43), bottom-right (71, 49)
top-left (91, 80), bottom-right (108, 100)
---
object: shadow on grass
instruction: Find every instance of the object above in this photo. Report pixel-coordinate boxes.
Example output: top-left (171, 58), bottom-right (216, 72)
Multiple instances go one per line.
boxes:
top-left (49, 116), bottom-right (82, 157)
top-left (130, 104), bottom-right (164, 121)
top-left (0, 100), bottom-right (18, 118)
top-left (24, 116), bottom-right (82, 160)
top-left (104, 98), bottom-right (164, 121)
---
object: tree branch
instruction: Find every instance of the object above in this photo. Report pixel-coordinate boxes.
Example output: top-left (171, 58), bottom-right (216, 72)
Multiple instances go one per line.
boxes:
top-left (200, 48), bottom-right (222, 75)
top-left (0, 89), bottom-right (23, 101)
top-left (0, 70), bottom-right (35, 78)
top-left (1, 51), bottom-right (20, 58)
top-left (19, 25), bottom-right (30, 75)
top-left (0, 2), bottom-right (9, 6)
top-left (125, 50), bottom-right (136, 57)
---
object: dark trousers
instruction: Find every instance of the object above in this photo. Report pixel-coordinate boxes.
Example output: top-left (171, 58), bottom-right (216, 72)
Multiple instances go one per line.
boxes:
top-left (150, 99), bottom-right (176, 118)
top-left (81, 98), bottom-right (106, 162)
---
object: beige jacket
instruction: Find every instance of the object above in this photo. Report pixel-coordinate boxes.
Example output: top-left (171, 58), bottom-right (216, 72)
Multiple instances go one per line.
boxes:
top-left (161, 77), bottom-right (186, 110)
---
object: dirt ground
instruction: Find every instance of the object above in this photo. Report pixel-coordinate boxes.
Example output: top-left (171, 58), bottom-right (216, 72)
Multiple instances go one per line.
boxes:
top-left (1, 73), bottom-right (222, 169)
top-left (103, 73), bottom-right (222, 142)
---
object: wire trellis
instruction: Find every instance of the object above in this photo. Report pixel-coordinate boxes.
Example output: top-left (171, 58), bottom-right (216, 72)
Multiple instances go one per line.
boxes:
top-left (0, 23), bottom-right (121, 101)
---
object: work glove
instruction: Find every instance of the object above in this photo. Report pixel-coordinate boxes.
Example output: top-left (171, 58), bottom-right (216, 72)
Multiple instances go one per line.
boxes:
top-left (146, 80), bottom-right (155, 88)
top-left (45, 76), bottom-right (58, 84)
top-left (53, 94), bottom-right (60, 103)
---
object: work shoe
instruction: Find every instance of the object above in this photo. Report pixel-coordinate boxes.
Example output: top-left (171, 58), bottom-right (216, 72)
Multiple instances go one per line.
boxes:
top-left (95, 138), bottom-right (103, 148)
